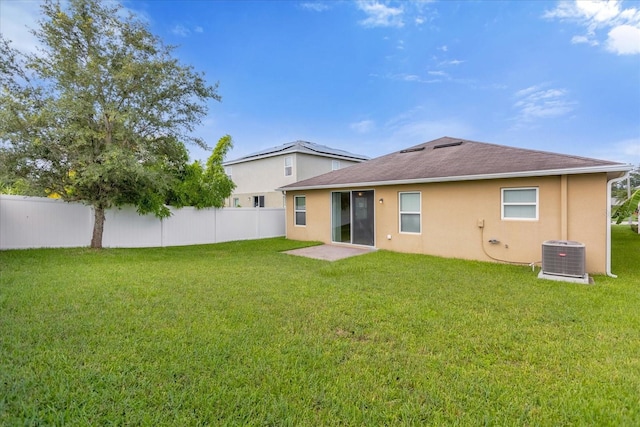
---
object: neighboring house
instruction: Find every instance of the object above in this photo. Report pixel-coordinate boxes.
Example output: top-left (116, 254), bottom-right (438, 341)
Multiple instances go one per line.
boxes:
top-left (223, 140), bottom-right (368, 208)
top-left (279, 137), bottom-right (632, 275)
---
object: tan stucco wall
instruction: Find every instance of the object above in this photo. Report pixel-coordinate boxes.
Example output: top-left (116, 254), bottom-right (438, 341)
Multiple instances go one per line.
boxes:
top-left (285, 174), bottom-right (610, 273)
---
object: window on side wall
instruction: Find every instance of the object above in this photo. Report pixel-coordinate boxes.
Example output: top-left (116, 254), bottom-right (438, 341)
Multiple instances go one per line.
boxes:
top-left (253, 195), bottom-right (265, 208)
top-left (284, 156), bottom-right (292, 176)
top-left (233, 197), bottom-right (240, 207)
top-left (332, 160), bottom-right (340, 171)
top-left (502, 187), bottom-right (538, 220)
top-left (294, 196), bottom-right (306, 226)
top-left (399, 192), bottom-right (421, 233)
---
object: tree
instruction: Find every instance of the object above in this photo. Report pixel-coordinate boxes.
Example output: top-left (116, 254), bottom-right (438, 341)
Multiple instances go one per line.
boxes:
top-left (0, 0), bottom-right (223, 248)
top-left (612, 188), bottom-right (640, 225)
top-left (613, 164), bottom-right (640, 201)
top-left (168, 135), bottom-right (236, 209)
top-left (612, 165), bottom-right (640, 232)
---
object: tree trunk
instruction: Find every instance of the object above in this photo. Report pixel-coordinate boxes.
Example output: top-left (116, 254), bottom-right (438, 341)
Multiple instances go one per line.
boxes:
top-left (91, 205), bottom-right (106, 249)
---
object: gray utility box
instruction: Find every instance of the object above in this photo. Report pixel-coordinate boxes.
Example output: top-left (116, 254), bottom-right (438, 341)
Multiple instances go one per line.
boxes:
top-left (539, 240), bottom-right (589, 284)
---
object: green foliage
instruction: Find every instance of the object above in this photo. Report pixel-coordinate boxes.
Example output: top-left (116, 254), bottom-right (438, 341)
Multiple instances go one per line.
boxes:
top-left (613, 164), bottom-right (640, 200)
top-left (167, 135), bottom-right (236, 209)
top-left (0, 178), bottom-right (44, 196)
top-left (0, 0), bottom-right (223, 247)
top-left (1, 229), bottom-right (639, 425)
top-left (612, 188), bottom-right (640, 225)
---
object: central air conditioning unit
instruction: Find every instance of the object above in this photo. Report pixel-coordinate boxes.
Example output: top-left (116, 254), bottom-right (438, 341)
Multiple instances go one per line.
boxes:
top-left (539, 240), bottom-right (589, 284)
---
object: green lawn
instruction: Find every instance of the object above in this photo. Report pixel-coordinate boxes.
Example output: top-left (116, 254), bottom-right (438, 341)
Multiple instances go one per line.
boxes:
top-left (1, 227), bottom-right (639, 426)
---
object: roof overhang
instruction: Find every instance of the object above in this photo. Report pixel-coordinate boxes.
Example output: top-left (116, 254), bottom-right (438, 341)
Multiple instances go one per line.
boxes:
top-left (224, 151), bottom-right (367, 166)
top-left (277, 164), bottom-right (633, 192)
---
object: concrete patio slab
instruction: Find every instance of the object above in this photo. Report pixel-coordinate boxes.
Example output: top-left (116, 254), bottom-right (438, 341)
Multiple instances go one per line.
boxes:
top-left (284, 244), bottom-right (375, 261)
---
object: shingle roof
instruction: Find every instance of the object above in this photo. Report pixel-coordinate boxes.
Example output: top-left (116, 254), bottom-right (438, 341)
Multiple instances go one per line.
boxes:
top-left (279, 137), bottom-right (631, 190)
top-left (223, 140), bottom-right (369, 165)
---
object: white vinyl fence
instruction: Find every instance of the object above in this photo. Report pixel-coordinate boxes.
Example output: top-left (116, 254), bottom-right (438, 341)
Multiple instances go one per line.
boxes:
top-left (0, 195), bottom-right (285, 250)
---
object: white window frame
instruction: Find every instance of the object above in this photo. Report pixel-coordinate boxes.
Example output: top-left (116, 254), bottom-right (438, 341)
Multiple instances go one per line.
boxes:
top-left (284, 156), bottom-right (293, 177)
top-left (399, 191), bottom-right (421, 234)
top-left (224, 166), bottom-right (232, 178)
top-left (332, 160), bottom-right (341, 171)
top-left (294, 195), bottom-right (306, 226)
top-left (501, 187), bottom-right (539, 220)
top-left (233, 197), bottom-right (240, 207)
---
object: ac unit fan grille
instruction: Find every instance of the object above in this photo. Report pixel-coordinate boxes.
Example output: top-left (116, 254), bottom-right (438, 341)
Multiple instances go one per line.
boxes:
top-left (541, 240), bottom-right (586, 278)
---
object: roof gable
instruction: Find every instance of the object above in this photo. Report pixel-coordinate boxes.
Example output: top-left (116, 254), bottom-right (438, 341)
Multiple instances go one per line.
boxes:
top-left (279, 137), bottom-right (631, 190)
top-left (224, 140), bottom-right (369, 165)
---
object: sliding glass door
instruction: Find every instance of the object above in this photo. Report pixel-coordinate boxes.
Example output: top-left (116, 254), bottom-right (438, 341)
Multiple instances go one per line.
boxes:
top-left (331, 190), bottom-right (374, 246)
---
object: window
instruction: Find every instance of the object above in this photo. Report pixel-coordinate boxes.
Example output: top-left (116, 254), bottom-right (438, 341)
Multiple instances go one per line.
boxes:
top-left (294, 196), bottom-right (306, 226)
top-left (253, 195), bottom-right (265, 208)
top-left (224, 166), bottom-right (232, 178)
top-left (502, 187), bottom-right (538, 220)
top-left (284, 156), bottom-right (292, 176)
top-left (399, 192), bottom-right (421, 233)
top-left (233, 197), bottom-right (240, 207)
top-left (332, 160), bottom-right (341, 170)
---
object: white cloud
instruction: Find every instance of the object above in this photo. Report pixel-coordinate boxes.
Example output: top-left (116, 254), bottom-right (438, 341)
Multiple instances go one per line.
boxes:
top-left (350, 119), bottom-right (376, 134)
top-left (0, 1), bottom-right (42, 54)
top-left (513, 84), bottom-right (577, 123)
top-left (439, 59), bottom-right (465, 66)
top-left (384, 108), bottom-right (474, 145)
top-left (171, 24), bottom-right (190, 37)
top-left (402, 74), bottom-right (422, 81)
top-left (620, 138), bottom-right (640, 157)
top-left (590, 137), bottom-right (640, 165)
top-left (607, 24), bottom-right (640, 54)
top-left (544, 0), bottom-right (640, 55)
top-left (171, 23), bottom-right (205, 37)
top-left (571, 34), bottom-right (600, 45)
top-left (382, 73), bottom-right (442, 83)
top-left (576, 0), bottom-right (622, 22)
top-left (357, 1), bottom-right (404, 28)
top-left (300, 2), bottom-right (330, 12)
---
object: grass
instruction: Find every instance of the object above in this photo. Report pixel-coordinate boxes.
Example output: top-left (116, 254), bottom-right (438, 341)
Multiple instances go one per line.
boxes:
top-left (1, 227), bottom-right (639, 426)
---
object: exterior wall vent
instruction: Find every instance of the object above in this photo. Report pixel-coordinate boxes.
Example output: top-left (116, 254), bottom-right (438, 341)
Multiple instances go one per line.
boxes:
top-left (539, 240), bottom-right (589, 284)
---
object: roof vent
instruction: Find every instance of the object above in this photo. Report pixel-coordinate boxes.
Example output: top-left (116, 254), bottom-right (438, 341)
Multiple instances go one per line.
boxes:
top-left (399, 147), bottom-right (426, 153)
top-left (433, 141), bottom-right (463, 149)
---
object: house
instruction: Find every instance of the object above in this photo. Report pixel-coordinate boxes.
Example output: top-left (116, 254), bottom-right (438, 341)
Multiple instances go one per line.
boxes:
top-left (223, 140), bottom-right (368, 208)
top-left (278, 137), bottom-right (632, 275)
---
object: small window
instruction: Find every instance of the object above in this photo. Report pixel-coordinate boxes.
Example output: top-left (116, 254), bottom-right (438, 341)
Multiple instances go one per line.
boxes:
top-left (294, 196), bottom-right (306, 226)
top-left (233, 197), bottom-right (240, 207)
top-left (399, 192), bottom-right (421, 233)
top-left (253, 195), bottom-right (265, 208)
top-left (224, 166), bottom-right (232, 178)
top-left (332, 160), bottom-right (341, 170)
top-left (502, 187), bottom-right (538, 220)
top-left (284, 156), bottom-right (292, 176)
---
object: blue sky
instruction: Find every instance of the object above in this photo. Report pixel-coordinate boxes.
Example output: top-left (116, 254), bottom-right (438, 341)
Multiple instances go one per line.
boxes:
top-left (1, 0), bottom-right (639, 166)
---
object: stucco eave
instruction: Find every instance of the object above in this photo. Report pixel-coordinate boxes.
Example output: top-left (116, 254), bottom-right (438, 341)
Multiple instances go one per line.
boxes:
top-left (277, 164), bottom-right (633, 192)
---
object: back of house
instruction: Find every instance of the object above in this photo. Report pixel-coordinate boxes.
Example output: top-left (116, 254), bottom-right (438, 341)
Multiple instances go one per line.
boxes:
top-left (279, 137), bottom-right (632, 275)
